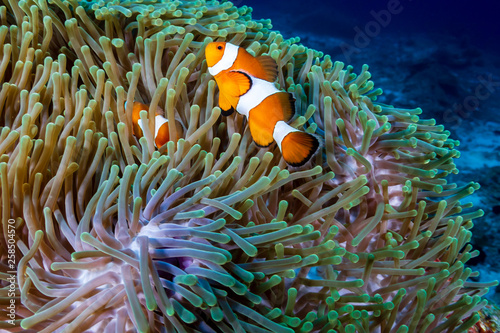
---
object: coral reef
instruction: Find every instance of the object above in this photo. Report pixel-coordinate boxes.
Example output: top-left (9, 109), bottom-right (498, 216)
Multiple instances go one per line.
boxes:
top-left (0, 0), bottom-right (495, 332)
top-left (468, 303), bottom-right (500, 333)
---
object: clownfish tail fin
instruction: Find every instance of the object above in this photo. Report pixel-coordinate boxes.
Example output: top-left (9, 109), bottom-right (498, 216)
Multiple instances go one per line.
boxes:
top-left (281, 131), bottom-right (320, 167)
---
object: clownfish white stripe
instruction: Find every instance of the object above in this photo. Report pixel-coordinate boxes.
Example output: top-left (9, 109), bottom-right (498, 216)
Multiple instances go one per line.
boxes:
top-left (273, 121), bottom-right (300, 151)
top-left (237, 77), bottom-right (279, 118)
top-left (137, 116), bottom-right (168, 139)
top-left (137, 118), bottom-right (145, 133)
top-left (208, 43), bottom-right (239, 76)
top-left (154, 115), bottom-right (168, 139)
top-left (132, 100), bottom-right (176, 148)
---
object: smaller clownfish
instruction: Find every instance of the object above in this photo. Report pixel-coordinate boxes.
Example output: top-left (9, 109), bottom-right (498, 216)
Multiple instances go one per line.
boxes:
top-left (205, 42), bottom-right (320, 167)
top-left (128, 101), bottom-right (180, 148)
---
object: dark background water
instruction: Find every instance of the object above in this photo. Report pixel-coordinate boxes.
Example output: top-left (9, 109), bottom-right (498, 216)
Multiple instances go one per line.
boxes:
top-left (240, 0), bottom-right (500, 56)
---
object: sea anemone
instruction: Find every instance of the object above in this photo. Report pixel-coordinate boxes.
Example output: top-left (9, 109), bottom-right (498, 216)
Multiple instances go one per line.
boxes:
top-left (0, 0), bottom-right (495, 332)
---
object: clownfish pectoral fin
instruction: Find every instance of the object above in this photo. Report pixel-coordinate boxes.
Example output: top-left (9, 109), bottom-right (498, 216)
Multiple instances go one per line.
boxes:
top-left (256, 55), bottom-right (278, 82)
top-left (225, 71), bottom-right (252, 96)
top-left (218, 93), bottom-right (234, 115)
top-left (218, 71), bottom-right (252, 113)
top-left (221, 106), bottom-right (235, 117)
top-left (281, 131), bottom-right (320, 167)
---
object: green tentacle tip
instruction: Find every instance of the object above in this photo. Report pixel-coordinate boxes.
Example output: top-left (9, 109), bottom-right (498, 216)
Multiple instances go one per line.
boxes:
top-left (80, 232), bottom-right (92, 241)
top-left (345, 324), bottom-right (356, 333)
top-left (350, 310), bottom-right (361, 319)
top-left (173, 274), bottom-right (198, 285)
top-left (299, 321), bottom-right (313, 332)
top-left (302, 254), bottom-right (319, 265)
top-left (172, 300), bottom-right (196, 324)
top-left (384, 302), bottom-right (395, 310)
top-left (265, 308), bottom-right (282, 319)
top-left (396, 326), bottom-right (409, 333)
top-left (280, 269), bottom-right (296, 278)
top-left (210, 307), bottom-right (224, 322)
top-left (284, 315), bottom-right (301, 327)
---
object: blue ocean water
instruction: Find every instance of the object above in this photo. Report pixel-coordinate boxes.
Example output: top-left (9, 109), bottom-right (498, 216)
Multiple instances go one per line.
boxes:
top-left (239, 0), bottom-right (500, 301)
top-left (243, 0), bottom-right (500, 54)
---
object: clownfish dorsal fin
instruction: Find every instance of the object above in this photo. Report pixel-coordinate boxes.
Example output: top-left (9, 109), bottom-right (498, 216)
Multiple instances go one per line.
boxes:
top-left (274, 92), bottom-right (295, 122)
top-left (256, 55), bottom-right (278, 82)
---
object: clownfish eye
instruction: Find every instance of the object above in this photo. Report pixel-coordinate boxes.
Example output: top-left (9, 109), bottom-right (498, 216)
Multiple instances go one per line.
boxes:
top-left (217, 45), bottom-right (223, 50)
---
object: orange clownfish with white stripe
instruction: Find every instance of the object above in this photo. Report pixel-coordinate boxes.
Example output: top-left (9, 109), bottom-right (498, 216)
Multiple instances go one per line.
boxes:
top-left (205, 42), bottom-right (320, 167)
top-left (128, 101), bottom-right (181, 148)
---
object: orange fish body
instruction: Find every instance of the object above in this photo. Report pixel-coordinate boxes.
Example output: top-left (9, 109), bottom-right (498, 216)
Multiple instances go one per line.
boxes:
top-left (206, 42), bottom-right (320, 167)
top-left (206, 42), bottom-right (277, 115)
top-left (129, 101), bottom-right (174, 148)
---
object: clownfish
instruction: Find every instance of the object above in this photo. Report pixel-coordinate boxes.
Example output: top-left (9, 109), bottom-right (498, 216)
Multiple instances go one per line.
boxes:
top-left (206, 42), bottom-right (278, 115)
top-left (129, 101), bottom-right (179, 148)
top-left (205, 42), bottom-right (320, 167)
